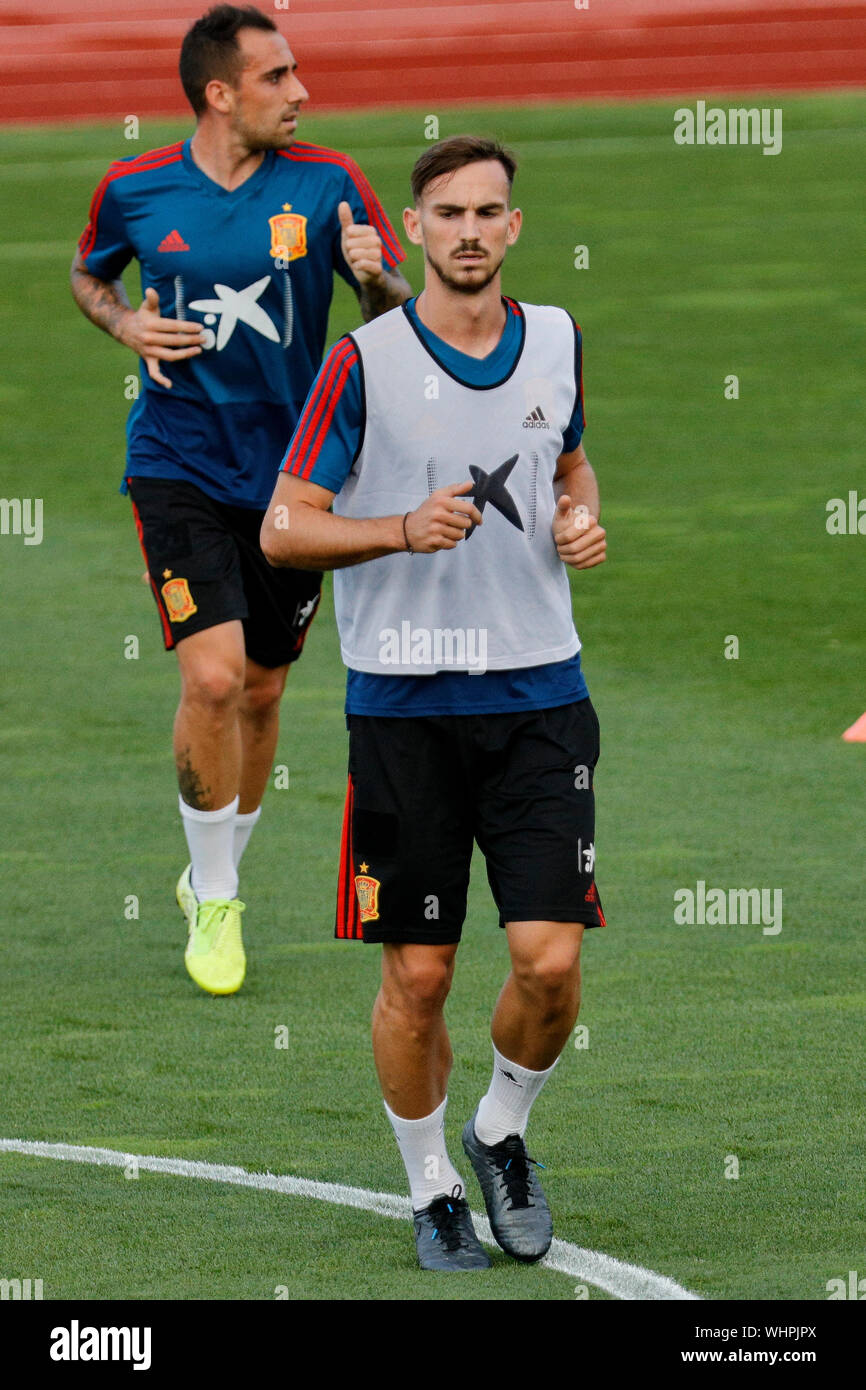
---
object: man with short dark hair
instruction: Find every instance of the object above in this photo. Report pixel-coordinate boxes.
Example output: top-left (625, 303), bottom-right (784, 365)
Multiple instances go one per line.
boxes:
top-left (71, 5), bottom-right (410, 995)
top-left (262, 136), bottom-right (607, 1271)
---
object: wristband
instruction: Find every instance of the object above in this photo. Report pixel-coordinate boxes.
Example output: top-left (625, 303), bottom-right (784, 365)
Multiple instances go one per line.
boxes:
top-left (402, 512), bottom-right (414, 554)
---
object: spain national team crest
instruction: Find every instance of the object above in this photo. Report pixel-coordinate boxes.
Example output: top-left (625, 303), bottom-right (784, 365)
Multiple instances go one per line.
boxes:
top-left (354, 867), bottom-right (381, 923)
top-left (269, 209), bottom-right (308, 262)
top-left (161, 576), bottom-right (198, 623)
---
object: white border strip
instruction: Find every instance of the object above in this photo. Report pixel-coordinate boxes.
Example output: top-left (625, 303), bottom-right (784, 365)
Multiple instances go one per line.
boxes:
top-left (0, 1138), bottom-right (700, 1300)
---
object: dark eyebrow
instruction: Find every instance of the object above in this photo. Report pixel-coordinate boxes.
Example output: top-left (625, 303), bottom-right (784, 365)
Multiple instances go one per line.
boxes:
top-left (433, 201), bottom-right (505, 213)
top-left (261, 63), bottom-right (293, 80)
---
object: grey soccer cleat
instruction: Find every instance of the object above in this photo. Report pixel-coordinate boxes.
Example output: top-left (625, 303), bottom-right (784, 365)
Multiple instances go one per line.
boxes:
top-left (412, 1184), bottom-right (491, 1271)
top-left (462, 1108), bottom-right (553, 1263)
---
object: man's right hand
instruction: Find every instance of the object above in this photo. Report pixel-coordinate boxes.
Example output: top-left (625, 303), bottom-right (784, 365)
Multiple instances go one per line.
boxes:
top-left (117, 287), bottom-right (206, 389)
top-left (403, 481), bottom-right (483, 552)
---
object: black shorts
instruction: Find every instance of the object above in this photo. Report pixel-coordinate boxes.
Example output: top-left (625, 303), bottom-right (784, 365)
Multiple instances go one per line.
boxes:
top-left (128, 477), bottom-right (322, 669)
top-left (335, 699), bottom-right (605, 944)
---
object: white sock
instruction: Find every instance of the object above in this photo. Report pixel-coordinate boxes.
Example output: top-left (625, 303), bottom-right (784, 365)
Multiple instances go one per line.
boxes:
top-left (384, 1096), bottom-right (465, 1211)
top-left (179, 794), bottom-right (239, 903)
top-left (473, 1044), bottom-right (559, 1145)
top-left (233, 805), bottom-right (262, 870)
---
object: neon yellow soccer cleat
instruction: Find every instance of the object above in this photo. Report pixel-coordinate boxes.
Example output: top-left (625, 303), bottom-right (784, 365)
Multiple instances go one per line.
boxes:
top-left (178, 872), bottom-right (247, 995)
top-left (176, 864), bottom-right (197, 932)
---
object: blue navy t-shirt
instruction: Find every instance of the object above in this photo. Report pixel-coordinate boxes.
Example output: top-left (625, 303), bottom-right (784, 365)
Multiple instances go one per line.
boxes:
top-left (281, 296), bottom-right (590, 715)
top-left (77, 138), bottom-right (404, 508)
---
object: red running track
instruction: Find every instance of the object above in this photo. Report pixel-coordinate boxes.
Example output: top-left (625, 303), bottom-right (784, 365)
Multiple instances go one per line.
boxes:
top-left (0, 0), bottom-right (864, 123)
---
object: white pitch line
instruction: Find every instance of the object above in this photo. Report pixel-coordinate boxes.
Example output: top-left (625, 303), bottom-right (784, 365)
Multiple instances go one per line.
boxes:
top-left (0, 1138), bottom-right (700, 1300)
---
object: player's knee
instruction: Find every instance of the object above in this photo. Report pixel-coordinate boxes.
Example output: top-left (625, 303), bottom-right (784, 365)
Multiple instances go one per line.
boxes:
top-left (242, 669), bottom-right (286, 718)
top-left (385, 953), bottom-right (453, 1018)
top-left (183, 662), bottom-right (245, 714)
top-left (513, 941), bottom-right (581, 1002)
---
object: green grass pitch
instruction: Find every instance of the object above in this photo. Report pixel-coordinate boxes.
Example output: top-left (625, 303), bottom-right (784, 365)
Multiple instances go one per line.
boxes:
top-left (0, 95), bottom-right (864, 1301)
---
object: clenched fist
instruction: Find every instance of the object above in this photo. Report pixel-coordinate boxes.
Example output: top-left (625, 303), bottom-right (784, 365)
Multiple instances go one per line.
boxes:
top-left (338, 200), bottom-right (385, 287)
top-left (552, 494), bottom-right (607, 569)
top-left (404, 481), bottom-right (483, 553)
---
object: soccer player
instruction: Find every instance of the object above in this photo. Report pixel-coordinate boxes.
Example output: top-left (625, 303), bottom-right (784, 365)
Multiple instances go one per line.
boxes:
top-left (70, 5), bottom-right (410, 995)
top-left (261, 136), bottom-right (607, 1271)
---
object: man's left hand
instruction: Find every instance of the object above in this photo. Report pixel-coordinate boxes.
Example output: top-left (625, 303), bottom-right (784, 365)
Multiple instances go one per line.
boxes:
top-left (553, 494), bottom-right (607, 569)
top-left (338, 200), bottom-right (385, 287)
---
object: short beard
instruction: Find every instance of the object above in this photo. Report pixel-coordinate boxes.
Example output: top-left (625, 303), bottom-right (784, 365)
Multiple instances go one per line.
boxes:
top-left (231, 108), bottom-right (294, 153)
top-left (424, 248), bottom-right (504, 296)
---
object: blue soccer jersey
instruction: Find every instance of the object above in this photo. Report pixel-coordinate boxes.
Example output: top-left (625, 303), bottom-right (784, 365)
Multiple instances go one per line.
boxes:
top-left (77, 138), bottom-right (404, 508)
top-left (281, 296), bottom-right (589, 716)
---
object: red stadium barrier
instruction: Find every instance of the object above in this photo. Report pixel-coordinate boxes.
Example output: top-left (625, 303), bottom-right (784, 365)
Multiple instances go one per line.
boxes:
top-left (0, 0), bottom-right (864, 123)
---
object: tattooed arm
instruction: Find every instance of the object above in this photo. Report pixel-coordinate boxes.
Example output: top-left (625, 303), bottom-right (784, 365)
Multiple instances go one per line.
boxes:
top-left (70, 252), bottom-right (205, 389)
top-left (336, 200), bottom-right (412, 323)
top-left (69, 252), bottom-right (135, 340)
top-left (357, 266), bottom-right (414, 322)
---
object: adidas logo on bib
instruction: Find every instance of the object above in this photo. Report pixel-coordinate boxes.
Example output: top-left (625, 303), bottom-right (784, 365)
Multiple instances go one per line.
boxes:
top-left (522, 406), bottom-right (550, 429)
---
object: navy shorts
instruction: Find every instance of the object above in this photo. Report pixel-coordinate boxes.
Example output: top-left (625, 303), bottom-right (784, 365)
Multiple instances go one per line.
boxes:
top-left (335, 699), bottom-right (605, 944)
top-left (128, 477), bottom-right (322, 669)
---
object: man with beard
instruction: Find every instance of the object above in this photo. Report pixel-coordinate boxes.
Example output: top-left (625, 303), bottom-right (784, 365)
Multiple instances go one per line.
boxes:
top-left (261, 136), bottom-right (606, 1271)
top-left (70, 5), bottom-right (410, 995)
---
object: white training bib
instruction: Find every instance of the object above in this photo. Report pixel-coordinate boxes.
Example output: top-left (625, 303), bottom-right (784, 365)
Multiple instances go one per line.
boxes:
top-left (333, 302), bottom-right (582, 674)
